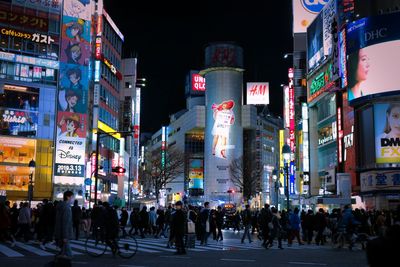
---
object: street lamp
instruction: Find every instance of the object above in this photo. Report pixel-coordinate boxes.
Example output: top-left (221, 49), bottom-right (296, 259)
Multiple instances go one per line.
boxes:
top-left (283, 53), bottom-right (293, 59)
top-left (272, 169), bottom-right (279, 208)
top-left (28, 159), bottom-right (36, 208)
top-left (282, 144), bottom-right (291, 211)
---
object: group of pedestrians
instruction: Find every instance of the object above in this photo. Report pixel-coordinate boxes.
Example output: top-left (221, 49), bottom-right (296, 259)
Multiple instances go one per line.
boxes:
top-left (2, 192), bottom-right (400, 258)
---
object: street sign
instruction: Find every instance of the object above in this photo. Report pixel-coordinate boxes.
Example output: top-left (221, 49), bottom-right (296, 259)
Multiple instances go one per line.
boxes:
top-left (84, 178), bottom-right (92, 186)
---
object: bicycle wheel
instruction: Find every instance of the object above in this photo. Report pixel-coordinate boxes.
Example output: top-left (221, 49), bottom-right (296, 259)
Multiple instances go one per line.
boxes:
top-left (117, 235), bottom-right (138, 259)
top-left (85, 231), bottom-right (107, 257)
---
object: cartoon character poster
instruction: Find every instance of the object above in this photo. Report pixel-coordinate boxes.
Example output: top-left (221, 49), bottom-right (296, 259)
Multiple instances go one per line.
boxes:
top-left (63, 0), bottom-right (92, 21)
top-left (211, 100), bottom-right (235, 159)
top-left (58, 63), bottom-right (88, 113)
top-left (57, 111), bottom-right (87, 138)
top-left (60, 16), bottom-right (91, 65)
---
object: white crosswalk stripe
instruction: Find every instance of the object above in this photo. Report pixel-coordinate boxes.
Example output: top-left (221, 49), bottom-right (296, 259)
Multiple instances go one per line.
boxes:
top-left (0, 237), bottom-right (333, 257)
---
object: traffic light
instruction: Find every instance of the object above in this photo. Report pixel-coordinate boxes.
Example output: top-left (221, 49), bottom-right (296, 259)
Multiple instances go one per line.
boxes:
top-left (111, 166), bottom-right (126, 174)
top-left (227, 189), bottom-right (235, 193)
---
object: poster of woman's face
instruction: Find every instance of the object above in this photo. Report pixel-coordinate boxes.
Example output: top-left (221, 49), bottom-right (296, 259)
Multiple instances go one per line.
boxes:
top-left (347, 40), bottom-right (400, 101)
top-left (60, 16), bottom-right (91, 65)
top-left (374, 103), bottom-right (400, 164)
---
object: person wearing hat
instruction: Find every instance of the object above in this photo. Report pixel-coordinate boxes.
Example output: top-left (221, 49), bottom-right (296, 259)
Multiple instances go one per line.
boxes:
top-left (58, 114), bottom-right (81, 137)
top-left (171, 201), bottom-right (186, 254)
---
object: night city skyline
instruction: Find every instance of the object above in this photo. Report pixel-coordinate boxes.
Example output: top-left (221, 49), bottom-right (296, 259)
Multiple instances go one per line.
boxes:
top-left (104, 0), bottom-right (292, 132)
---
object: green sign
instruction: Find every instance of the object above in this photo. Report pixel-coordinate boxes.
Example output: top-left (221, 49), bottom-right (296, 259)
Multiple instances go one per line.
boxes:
top-left (309, 63), bottom-right (333, 99)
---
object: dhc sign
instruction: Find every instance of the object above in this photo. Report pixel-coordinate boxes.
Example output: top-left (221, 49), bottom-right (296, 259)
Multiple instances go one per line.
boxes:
top-left (301, 0), bottom-right (329, 13)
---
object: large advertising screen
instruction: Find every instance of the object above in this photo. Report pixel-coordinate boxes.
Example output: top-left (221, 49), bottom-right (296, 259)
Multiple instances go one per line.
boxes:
top-left (374, 103), bottom-right (400, 164)
top-left (188, 159), bottom-right (204, 190)
top-left (211, 100), bottom-right (235, 159)
top-left (246, 82), bottom-right (269, 105)
top-left (347, 12), bottom-right (400, 102)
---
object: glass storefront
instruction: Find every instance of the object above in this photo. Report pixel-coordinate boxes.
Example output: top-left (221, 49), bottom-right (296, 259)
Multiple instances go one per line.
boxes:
top-left (0, 136), bottom-right (36, 192)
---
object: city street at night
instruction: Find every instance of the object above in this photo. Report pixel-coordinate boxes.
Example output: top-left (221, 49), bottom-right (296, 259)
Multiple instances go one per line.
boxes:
top-left (1, 0), bottom-right (400, 266)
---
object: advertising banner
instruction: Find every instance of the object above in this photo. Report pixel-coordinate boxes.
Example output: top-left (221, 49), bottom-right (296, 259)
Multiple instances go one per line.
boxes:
top-left (374, 103), bottom-right (400, 164)
top-left (60, 16), bottom-right (91, 65)
top-left (211, 100), bottom-right (235, 159)
top-left (361, 170), bottom-right (400, 192)
top-left (55, 136), bottom-right (85, 177)
top-left (292, 0), bottom-right (328, 34)
top-left (246, 82), bottom-right (269, 105)
top-left (192, 73), bottom-right (206, 93)
top-left (188, 159), bottom-right (204, 189)
top-left (54, 0), bottom-right (92, 189)
top-left (322, 0), bottom-right (336, 57)
top-left (0, 108), bottom-right (38, 137)
top-left (347, 12), bottom-right (400, 101)
top-left (289, 161), bottom-right (295, 195)
top-left (307, 12), bottom-right (324, 70)
top-left (58, 63), bottom-right (88, 113)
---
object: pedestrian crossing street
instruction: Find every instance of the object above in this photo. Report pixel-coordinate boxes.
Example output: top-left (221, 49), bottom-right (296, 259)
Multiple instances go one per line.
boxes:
top-left (0, 238), bottom-right (331, 258)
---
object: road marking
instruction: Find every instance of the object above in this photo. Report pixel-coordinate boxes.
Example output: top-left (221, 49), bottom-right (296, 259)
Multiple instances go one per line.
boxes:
top-left (288, 262), bottom-right (327, 266)
top-left (160, 255), bottom-right (190, 259)
top-left (0, 244), bottom-right (24, 257)
top-left (14, 242), bottom-right (54, 256)
top-left (220, 259), bottom-right (256, 262)
top-left (119, 265), bottom-right (147, 267)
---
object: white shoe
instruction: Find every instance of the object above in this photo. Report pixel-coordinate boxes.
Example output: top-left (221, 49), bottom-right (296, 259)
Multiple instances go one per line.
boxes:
top-left (40, 244), bottom-right (46, 250)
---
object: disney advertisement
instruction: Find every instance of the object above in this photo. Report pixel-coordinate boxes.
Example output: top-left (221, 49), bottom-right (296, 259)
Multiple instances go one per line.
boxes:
top-left (56, 111), bottom-right (87, 138)
top-left (211, 100), bottom-right (235, 159)
top-left (54, 136), bottom-right (85, 177)
top-left (374, 103), bottom-right (400, 164)
top-left (58, 63), bottom-right (88, 113)
top-left (60, 16), bottom-right (91, 65)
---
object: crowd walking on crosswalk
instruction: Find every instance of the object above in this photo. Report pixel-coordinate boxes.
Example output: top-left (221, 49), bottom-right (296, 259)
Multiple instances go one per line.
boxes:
top-left (1, 191), bottom-right (400, 262)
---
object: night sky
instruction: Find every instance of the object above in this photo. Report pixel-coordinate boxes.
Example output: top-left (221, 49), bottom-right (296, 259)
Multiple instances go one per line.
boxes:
top-left (104, 1), bottom-right (293, 133)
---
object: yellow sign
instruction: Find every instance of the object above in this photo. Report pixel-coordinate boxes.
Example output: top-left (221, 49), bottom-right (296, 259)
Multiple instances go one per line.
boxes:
top-left (279, 130), bottom-right (285, 186)
top-left (97, 121), bottom-right (121, 139)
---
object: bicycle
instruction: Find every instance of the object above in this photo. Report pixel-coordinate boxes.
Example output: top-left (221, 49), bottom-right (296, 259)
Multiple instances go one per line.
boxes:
top-left (85, 226), bottom-right (138, 259)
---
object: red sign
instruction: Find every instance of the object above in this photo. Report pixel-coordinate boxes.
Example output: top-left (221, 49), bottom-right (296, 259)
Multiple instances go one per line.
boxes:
top-left (95, 37), bottom-right (101, 59)
top-left (134, 125), bottom-right (140, 139)
top-left (101, 54), bottom-right (122, 80)
top-left (337, 107), bottom-right (343, 163)
top-left (289, 68), bottom-right (295, 152)
top-left (192, 74), bottom-right (205, 92)
top-left (211, 47), bottom-right (236, 66)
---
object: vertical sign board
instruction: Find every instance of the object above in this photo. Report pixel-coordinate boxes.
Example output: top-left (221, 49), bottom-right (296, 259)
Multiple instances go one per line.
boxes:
top-left (288, 68), bottom-right (295, 152)
top-left (54, 0), bottom-right (93, 199)
top-left (289, 161), bottom-right (296, 195)
top-left (279, 130), bottom-right (285, 187)
top-left (337, 107), bottom-right (343, 163)
top-left (302, 103), bottom-right (309, 172)
top-left (284, 85), bottom-right (290, 129)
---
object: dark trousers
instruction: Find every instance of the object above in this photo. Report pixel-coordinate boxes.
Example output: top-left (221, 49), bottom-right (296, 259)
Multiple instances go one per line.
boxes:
top-left (267, 231), bottom-right (282, 248)
top-left (315, 228), bottom-right (324, 245)
top-left (73, 221), bottom-right (80, 240)
top-left (261, 226), bottom-right (269, 245)
top-left (217, 226), bottom-right (223, 240)
top-left (288, 229), bottom-right (303, 245)
top-left (175, 233), bottom-right (186, 254)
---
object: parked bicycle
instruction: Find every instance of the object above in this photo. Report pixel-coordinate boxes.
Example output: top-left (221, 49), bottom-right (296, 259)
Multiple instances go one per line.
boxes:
top-left (85, 226), bottom-right (138, 258)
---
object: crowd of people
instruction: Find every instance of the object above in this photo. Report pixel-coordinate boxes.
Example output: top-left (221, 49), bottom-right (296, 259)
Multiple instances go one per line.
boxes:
top-left (1, 192), bottom-right (400, 259)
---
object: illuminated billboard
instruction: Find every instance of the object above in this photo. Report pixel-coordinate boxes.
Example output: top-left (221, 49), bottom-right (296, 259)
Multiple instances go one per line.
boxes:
top-left (246, 83), bottom-right (269, 105)
top-left (211, 100), bottom-right (235, 159)
top-left (374, 103), bottom-right (400, 164)
top-left (292, 0), bottom-right (328, 33)
top-left (188, 159), bottom-right (204, 190)
top-left (347, 12), bottom-right (400, 102)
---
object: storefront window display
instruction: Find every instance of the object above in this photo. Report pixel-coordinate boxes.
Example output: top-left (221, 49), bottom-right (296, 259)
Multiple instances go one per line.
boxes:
top-left (0, 137), bottom-right (36, 191)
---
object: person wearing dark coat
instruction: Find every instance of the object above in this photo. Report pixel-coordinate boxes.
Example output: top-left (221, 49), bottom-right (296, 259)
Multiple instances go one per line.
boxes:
top-left (120, 207), bottom-right (129, 237)
top-left (54, 191), bottom-right (74, 257)
top-left (71, 199), bottom-right (82, 240)
top-left (171, 201), bottom-right (186, 254)
top-left (216, 206), bottom-right (224, 241)
top-left (139, 206), bottom-right (149, 238)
